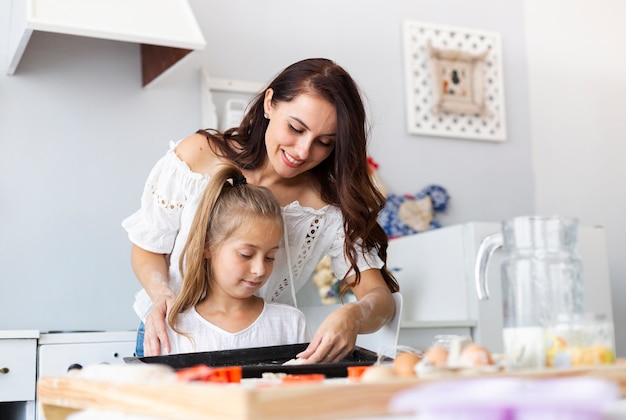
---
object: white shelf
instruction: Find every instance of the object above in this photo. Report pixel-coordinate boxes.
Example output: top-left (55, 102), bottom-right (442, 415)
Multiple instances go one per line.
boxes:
top-left (400, 320), bottom-right (477, 329)
top-left (0, 330), bottom-right (39, 339)
top-left (38, 331), bottom-right (136, 345)
top-left (204, 77), bottom-right (265, 94)
top-left (7, 0), bottom-right (206, 75)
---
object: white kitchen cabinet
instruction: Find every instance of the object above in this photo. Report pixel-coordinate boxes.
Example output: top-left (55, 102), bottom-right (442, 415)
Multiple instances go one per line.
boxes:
top-left (7, 0), bottom-right (206, 86)
top-left (0, 330), bottom-right (39, 420)
top-left (36, 331), bottom-right (136, 420)
top-left (37, 331), bottom-right (136, 377)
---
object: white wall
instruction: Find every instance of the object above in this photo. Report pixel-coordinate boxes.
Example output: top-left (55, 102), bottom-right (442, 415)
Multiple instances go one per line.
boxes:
top-left (0, 25), bottom-right (201, 331)
top-left (0, 0), bottom-right (533, 333)
top-left (192, 0), bottom-right (534, 224)
top-left (524, 0), bottom-right (626, 356)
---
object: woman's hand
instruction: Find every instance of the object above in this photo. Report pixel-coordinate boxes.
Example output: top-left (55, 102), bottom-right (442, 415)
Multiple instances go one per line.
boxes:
top-left (130, 245), bottom-right (174, 356)
top-left (297, 270), bottom-right (395, 363)
top-left (143, 296), bottom-right (174, 356)
top-left (297, 304), bottom-right (360, 363)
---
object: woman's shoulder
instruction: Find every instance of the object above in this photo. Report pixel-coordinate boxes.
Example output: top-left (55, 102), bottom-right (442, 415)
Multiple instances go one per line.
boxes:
top-left (174, 132), bottom-right (225, 175)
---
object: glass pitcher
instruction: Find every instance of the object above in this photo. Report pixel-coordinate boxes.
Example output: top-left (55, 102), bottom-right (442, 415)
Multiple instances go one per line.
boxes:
top-left (475, 216), bottom-right (585, 369)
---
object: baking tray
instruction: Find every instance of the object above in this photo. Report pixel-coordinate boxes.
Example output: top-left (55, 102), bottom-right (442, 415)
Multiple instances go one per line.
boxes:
top-left (124, 342), bottom-right (387, 378)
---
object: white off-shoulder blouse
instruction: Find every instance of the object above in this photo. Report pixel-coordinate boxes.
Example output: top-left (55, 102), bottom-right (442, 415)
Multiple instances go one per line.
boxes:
top-left (122, 141), bottom-right (383, 321)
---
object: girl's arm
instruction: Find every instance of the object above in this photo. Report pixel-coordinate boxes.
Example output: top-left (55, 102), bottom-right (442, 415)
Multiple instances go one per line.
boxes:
top-left (297, 268), bottom-right (394, 363)
top-left (130, 244), bottom-right (175, 356)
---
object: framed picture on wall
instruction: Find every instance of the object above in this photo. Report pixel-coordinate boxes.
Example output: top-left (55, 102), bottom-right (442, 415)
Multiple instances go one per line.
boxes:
top-left (403, 21), bottom-right (507, 142)
top-left (428, 43), bottom-right (491, 117)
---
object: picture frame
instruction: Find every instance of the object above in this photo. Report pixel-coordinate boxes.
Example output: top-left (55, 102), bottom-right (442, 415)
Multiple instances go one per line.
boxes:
top-left (428, 43), bottom-right (490, 118)
top-left (403, 21), bottom-right (507, 142)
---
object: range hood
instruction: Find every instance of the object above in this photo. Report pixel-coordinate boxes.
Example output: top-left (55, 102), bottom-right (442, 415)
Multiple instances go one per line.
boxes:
top-left (7, 0), bottom-right (206, 86)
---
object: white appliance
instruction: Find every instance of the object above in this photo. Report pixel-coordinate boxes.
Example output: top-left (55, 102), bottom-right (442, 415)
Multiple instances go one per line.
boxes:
top-left (386, 222), bottom-right (614, 353)
top-left (220, 98), bottom-right (247, 131)
top-left (36, 331), bottom-right (136, 420)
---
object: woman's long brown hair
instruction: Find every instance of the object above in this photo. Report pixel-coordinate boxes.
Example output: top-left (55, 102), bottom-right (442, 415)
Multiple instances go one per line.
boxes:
top-left (197, 58), bottom-right (398, 294)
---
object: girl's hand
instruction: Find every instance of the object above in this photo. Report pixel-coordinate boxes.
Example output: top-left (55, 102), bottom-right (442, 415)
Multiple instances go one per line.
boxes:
top-left (143, 296), bottom-right (174, 356)
top-left (296, 304), bottom-right (359, 363)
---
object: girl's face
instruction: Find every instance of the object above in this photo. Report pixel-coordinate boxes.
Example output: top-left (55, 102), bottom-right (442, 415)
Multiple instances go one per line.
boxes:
top-left (263, 90), bottom-right (337, 179)
top-left (207, 219), bottom-right (282, 299)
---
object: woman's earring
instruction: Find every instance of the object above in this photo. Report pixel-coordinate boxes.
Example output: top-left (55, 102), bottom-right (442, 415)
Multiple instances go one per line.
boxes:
top-left (263, 112), bottom-right (269, 119)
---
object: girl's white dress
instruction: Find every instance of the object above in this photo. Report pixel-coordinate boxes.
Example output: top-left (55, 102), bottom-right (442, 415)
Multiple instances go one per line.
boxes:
top-left (165, 302), bottom-right (310, 354)
top-left (122, 141), bottom-right (384, 322)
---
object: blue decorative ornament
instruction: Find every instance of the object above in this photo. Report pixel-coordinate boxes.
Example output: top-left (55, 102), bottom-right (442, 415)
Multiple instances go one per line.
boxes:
top-left (378, 185), bottom-right (449, 239)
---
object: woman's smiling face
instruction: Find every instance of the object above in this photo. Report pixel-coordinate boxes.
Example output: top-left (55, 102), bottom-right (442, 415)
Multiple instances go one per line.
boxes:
top-left (263, 89), bottom-right (336, 179)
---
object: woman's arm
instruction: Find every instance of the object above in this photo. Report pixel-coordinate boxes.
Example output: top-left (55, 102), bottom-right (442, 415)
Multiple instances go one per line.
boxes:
top-left (296, 268), bottom-right (394, 363)
top-left (130, 244), bottom-right (175, 356)
top-left (125, 134), bottom-right (218, 356)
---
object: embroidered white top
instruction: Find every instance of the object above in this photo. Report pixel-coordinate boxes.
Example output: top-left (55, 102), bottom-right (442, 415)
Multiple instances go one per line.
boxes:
top-left (165, 302), bottom-right (310, 354)
top-left (122, 141), bottom-right (384, 321)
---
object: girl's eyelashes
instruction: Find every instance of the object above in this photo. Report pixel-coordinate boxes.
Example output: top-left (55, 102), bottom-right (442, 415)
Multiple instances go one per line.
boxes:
top-left (239, 252), bottom-right (277, 261)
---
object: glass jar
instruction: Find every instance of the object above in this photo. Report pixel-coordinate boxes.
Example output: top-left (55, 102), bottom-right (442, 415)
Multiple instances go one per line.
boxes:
top-left (476, 216), bottom-right (586, 370)
top-left (432, 334), bottom-right (462, 351)
top-left (545, 313), bottom-right (615, 368)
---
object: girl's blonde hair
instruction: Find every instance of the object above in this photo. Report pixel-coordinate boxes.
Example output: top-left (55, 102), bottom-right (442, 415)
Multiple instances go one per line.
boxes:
top-left (167, 164), bottom-right (283, 335)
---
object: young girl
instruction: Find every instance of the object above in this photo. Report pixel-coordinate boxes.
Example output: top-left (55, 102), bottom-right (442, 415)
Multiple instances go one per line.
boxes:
top-left (164, 164), bottom-right (310, 354)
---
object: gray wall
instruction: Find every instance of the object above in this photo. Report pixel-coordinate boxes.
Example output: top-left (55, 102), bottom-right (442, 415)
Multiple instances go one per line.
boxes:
top-left (525, 0), bottom-right (626, 357)
top-left (194, 0), bottom-right (534, 223)
top-left (1, 1), bottom-right (532, 333)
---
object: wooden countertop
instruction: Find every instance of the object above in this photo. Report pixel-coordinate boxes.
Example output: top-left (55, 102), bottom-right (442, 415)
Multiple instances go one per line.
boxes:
top-left (37, 362), bottom-right (626, 420)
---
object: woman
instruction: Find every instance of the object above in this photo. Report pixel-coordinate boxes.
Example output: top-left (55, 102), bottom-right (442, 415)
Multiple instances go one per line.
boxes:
top-left (123, 58), bottom-right (399, 362)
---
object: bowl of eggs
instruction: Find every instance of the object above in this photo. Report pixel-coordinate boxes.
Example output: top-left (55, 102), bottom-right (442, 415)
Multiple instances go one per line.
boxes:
top-left (355, 337), bottom-right (502, 382)
top-left (415, 336), bottom-right (502, 377)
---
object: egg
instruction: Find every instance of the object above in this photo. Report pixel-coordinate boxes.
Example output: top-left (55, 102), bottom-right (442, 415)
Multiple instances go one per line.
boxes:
top-left (392, 352), bottom-right (421, 377)
top-left (423, 345), bottom-right (449, 366)
top-left (360, 365), bottom-right (397, 382)
top-left (459, 344), bottom-right (494, 366)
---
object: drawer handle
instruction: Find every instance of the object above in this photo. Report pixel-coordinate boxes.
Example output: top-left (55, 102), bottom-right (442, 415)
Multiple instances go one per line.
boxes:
top-left (0, 367), bottom-right (9, 374)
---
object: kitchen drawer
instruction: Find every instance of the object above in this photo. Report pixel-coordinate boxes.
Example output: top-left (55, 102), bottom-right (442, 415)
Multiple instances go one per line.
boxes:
top-left (36, 332), bottom-right (136, 420)
top-left (0, 339), bottom-right (37, 402)
top-left (38, 336), bottom-right (136, 379)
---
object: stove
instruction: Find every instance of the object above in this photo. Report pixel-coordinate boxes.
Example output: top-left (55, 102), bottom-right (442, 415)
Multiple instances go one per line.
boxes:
top-left (38, 330), bottom-right (136, 376)
top-left (37, 331), bottom-right (136, 420)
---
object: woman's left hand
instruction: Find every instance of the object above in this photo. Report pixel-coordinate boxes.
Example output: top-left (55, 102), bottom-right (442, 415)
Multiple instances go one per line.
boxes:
top-left (297, 271), bottom-right (395, 363)
top-left (297, 304), bottom-right (360, 363)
